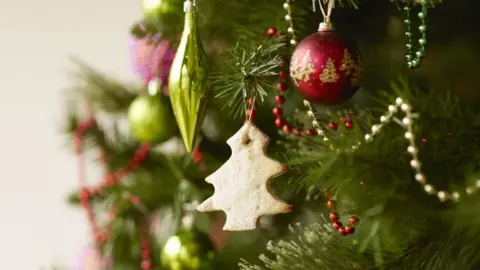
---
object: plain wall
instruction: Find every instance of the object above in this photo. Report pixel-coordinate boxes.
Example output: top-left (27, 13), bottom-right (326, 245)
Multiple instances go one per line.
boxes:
top-left (0, 0), bottom-right (141, 268)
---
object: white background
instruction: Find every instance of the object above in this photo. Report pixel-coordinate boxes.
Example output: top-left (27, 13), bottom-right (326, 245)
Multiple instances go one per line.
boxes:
top-left (0, 0), bottom-right (141, 268)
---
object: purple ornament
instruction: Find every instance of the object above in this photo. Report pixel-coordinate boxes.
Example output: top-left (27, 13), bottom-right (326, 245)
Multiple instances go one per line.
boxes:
top-left (129, 33), bottom-right (176, 85)
top-left (75, 247), bottom-right (112, 270)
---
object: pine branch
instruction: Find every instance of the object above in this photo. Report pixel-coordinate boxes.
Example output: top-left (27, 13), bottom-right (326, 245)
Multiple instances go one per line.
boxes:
top-left (69, 58), bottom-right (138, 113)
top-left (212, 39), bottom-right (284, 118)
top-left (394, 232), bottom-right (480, 270)
top-left (239, 223), bottom-right (374, 270)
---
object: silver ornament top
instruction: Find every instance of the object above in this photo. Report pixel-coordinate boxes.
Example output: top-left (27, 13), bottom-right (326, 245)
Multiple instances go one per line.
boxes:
top-left (318, 22), bottom-right (335, 32)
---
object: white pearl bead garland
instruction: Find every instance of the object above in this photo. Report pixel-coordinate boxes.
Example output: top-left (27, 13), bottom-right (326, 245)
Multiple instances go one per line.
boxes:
top-left (283, 0), bottom-right (297, 49)
top-left (360, 97), bottom-right (480, 202)
top-left (303, 96), bottom-right (479, 201)
top-left (303, 100), bottom-right (328, 141)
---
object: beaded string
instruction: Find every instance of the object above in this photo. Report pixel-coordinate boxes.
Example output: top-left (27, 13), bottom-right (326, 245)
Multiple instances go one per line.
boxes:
top-left (305, 96), bottom-right (480, 202)
top-left (304, 100), bottom-right (328, 139)
top-left (75, 117), bottom-right (101, 246)
top-left (360, 97), bottom-right (480, 202)
top-left (327, 199), bottom-right (359, 236)
top-left (75, 115), bottom-right (153, 269)
top-left (283, 0), bottom-right (297, 46)
top-left (404, 0), bottom-right (428, 69)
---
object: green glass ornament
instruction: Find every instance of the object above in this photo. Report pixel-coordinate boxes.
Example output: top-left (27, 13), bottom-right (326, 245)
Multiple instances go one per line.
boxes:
top-left (127, 90), bottom-right (174, 143)
top-left (168, 0), bottom-right (209, 153)
top-left (161, 230), bottom-right (216, 270)
top-left (142, 0), bottom-right (179, 21)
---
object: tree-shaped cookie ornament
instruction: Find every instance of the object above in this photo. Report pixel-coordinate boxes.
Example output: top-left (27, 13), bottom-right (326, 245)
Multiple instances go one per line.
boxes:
top-left (197, 121), bottom-right (292, 231)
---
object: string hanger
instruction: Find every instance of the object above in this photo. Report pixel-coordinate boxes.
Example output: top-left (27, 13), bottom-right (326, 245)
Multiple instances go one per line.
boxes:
top-left (313, 0), bottom-right (336, 31)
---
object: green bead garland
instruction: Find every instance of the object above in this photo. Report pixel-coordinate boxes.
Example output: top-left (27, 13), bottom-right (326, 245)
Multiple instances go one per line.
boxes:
top-left (404, 0), bottom-right (428, 69)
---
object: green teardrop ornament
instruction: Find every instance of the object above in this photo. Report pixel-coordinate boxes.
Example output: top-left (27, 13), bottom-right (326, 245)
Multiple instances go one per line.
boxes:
top-left (168, 1), bottom-right (208, 153)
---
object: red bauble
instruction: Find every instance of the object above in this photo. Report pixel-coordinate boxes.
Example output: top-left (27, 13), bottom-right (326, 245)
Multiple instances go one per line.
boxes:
top-left (289, 25), bottom-right (364, 105)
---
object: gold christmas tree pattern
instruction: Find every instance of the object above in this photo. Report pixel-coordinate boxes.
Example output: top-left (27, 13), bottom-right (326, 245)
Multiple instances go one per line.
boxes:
top-left (340, 49), bottom-right (355, 75)
top-left (290, 49), bottom-right (316, 86)
top-left (339, 49), bottom-right (363, 86)
top-left (197, 121), bottom-right (292, 231)
top-left (350, 52), bottom-right (364, 86)
top-left (319, 58), bottom-right (339, 84)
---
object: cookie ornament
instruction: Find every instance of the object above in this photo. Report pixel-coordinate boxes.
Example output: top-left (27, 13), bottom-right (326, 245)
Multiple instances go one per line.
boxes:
top-left (197, 121), bottom-right (292, 231)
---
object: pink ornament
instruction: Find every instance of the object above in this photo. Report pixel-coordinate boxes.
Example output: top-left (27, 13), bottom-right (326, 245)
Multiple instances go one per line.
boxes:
top-left (75, 247), bottom-right (112, 270)
top-left (129, 34), bottom-right (176, 85)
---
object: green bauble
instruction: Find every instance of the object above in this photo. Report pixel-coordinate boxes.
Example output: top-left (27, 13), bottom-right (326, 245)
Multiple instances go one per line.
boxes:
top-left (142, 0), bottom-right (182, 22)
top-left (169, 0), bottom-right (209, 153)
top-left (127, 94), bottom-right (174, 143)
top-left (161, 230), bottom-right (216, 270)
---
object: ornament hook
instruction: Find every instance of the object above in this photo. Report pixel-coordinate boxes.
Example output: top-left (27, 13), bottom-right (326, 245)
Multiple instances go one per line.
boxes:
top-left (315, 0), bottom-right (335, 31)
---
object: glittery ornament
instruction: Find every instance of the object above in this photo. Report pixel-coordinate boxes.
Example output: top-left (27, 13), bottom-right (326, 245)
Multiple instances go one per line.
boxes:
top-left (129, 29), bottom-right (176, 84)
top-left (290, 23), bottom-right (363, 105)
top-left (160, 230), bottom-right (216, 270)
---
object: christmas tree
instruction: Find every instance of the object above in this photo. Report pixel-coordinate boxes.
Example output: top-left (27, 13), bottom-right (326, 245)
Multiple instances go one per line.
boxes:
top-left (64, 0), bottom-right (480, 269)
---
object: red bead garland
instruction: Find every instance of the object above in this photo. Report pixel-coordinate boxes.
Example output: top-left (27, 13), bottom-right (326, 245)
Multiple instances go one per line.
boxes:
top-left (75, 113), bottom-right (153, 269)
top-left (140, 212), bottom-right (152, 269)
top-left (277, 82), bottom-right (287, 92)
top-left (273, 107), bottom-right (282, 117)
top-left (275, 95), bottom-right (285, 105)
top-left (305, 129), bottom-right (314, 136)
top-left (327, 200), bottom-right (359, 236)
top-left (283, 124), bottom-right (292, 134)
top-left (266, 28), bottom-right (277, 37)
top-left (275, 118), bottom-right (285, 128)
top-left (328, 122), bottom-right (338, 130)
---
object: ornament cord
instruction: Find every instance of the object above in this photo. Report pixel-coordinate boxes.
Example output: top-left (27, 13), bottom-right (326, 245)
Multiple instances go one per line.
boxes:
top-left (315, 0), bottom-right (335, 22)
top-left (247, 96), bottom-right (256, 122)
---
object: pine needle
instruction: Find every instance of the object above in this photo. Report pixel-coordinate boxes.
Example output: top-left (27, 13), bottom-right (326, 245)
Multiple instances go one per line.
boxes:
top-left (239, 223), bottom-right (374, 270)
top-left (212, 39), bottom-right (284, 118)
